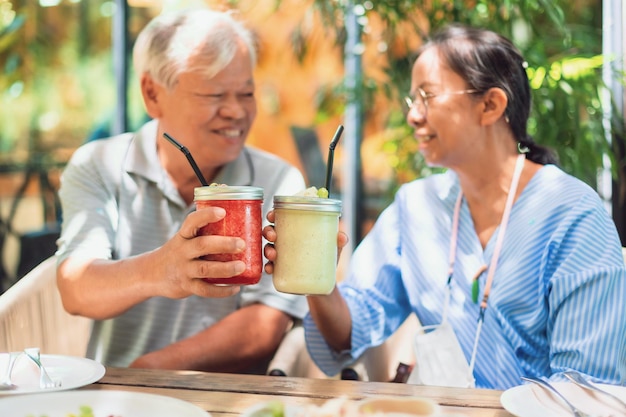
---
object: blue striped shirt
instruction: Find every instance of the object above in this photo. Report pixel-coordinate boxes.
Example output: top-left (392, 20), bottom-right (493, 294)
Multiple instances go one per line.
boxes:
top-left (304, 166), bottom-right (626, 389)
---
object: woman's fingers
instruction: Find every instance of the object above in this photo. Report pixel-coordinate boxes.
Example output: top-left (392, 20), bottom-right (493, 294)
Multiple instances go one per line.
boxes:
top-left (262, 224), bottom-right (276, 243)
top-left (263, 241), bottom-right (276, 274)
top-left (337, 231), bottom-right (349, 248)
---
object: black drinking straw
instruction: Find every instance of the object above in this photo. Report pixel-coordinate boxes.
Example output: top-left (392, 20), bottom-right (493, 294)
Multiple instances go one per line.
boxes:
top-left (324, 124), bottom-right (344, 194)
top-left (163, 132), bottom-right (209, 186)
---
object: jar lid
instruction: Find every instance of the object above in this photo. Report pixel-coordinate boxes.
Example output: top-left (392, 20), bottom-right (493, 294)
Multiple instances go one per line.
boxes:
top-left (194, 185), bottom-right (264, 201)
top-left (273, 196), bottom-right (342, 213)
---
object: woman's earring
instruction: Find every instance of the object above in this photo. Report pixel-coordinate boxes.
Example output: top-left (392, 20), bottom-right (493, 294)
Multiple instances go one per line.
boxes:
top-left (505, 115), bottom-right (510, 123)
top-left (518, 142), bottom-right (530, 154)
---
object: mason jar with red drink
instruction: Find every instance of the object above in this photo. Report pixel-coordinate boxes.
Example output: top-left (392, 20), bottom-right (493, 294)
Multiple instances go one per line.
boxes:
top-left (194, 185), bottom-right (264, 285)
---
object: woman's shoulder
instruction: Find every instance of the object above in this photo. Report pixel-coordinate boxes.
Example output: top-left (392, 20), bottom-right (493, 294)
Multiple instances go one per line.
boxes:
top-left (395, 171), bottom-right (458, 201)
top-left (533, 164), bottom-right (600, 200)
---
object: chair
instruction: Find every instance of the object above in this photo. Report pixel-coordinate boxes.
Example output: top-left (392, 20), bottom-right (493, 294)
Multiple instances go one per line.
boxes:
top-left (0, 256), bottom-right (92, 356)
top-left (267, 314), bottom-right (419, 382)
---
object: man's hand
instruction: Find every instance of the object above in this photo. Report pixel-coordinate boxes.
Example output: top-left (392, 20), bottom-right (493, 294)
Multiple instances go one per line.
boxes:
top-left (57, 206), bottom-right (247, 319)
top-left (153, 206), bottom-right (245, 299)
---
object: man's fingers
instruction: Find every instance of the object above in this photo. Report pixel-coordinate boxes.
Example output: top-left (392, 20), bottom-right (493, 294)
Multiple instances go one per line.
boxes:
top-left (185, 235), bottom-right (246, 259)
top-left (179, 207), bottom-right (226, 240)
top-left (192, 259), bottom-right (246, 279)
top-left (189, 279), bottom-right (241, 298)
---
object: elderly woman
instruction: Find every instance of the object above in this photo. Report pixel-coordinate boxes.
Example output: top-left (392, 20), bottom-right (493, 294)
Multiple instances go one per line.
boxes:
top-left (264, 24), bottom-right (625, 390)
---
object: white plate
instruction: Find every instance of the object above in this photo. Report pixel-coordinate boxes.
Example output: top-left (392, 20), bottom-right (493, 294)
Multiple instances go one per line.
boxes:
top-left (0, 353), bottom-right (105, 395)
top-left (0, 389), bottom-right (210, 417)
top-left (242, 398), bottom-right (465, 417)
top-left (500, 381), bottom-right (626, 417)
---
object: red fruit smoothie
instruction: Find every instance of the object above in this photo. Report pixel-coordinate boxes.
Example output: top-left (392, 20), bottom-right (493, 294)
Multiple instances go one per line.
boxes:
top-left (194, 186), bottom-right (264, 285)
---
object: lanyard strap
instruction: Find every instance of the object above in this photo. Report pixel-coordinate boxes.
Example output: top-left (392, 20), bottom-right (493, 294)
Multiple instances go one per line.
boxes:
top-left (480, 153), bottom-right (526, 311)
top-left (446, 153), bottom-right (526, 312)
top-left (444, 153), bottom-right (526, 378)
top-left (442, 193), bottom-right (464, 324)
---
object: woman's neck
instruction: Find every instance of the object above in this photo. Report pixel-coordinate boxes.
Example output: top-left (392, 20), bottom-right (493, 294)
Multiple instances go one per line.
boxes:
top-left (455, 153), bottom-right (539, 248)
top-left (457, 153), bottom-right (521, 206)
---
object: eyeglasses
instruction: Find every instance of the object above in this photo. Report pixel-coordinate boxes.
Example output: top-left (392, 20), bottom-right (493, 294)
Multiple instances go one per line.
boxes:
top-left (404, 87), bottom-right (480, 117)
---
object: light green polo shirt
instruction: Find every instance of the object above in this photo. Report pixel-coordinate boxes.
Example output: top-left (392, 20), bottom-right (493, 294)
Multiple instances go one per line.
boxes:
top-left (57, 120), bottom-right (308, 369)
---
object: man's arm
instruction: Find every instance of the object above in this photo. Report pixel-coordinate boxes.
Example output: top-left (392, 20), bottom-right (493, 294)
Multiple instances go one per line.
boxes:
top-left (57, 208), bottom-right (247, 319)
top-left (128, 303), bottom-right (292, 372)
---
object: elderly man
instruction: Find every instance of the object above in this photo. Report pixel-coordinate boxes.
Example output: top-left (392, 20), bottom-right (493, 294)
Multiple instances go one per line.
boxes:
top-left (56, 8), bottom-right (306, 373)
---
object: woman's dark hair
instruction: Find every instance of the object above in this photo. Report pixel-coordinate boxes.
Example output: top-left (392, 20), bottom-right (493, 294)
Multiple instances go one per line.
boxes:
top-left (419, 24), bottom-right (558, 165)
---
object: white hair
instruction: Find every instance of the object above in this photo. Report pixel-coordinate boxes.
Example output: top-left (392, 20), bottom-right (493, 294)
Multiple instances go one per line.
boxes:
top-left (133, 8), bottom-right (257, 90)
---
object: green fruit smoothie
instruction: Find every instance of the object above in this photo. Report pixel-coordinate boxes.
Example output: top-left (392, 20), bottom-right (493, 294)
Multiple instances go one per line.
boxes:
top-left (272, 192), bottom-right (342, 295)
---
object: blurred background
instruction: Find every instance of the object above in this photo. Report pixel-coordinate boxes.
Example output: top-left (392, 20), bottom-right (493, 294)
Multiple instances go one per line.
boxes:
top-left (1, 0), bottom-right (624, 291)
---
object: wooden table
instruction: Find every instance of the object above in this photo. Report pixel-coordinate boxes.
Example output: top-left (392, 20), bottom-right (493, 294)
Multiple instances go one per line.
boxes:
top-left (85, 367), bottom-right (515, 417)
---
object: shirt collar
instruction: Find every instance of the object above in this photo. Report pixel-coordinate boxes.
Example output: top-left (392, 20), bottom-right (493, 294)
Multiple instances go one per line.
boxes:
top-left (123, 119), bottom-right (163, 184)
top-left (213, 147), bottom-right (254, 186)
top-left (439, 169), bottom-right (461, 203)
top-left (123, 119), bottom-right (254, 188)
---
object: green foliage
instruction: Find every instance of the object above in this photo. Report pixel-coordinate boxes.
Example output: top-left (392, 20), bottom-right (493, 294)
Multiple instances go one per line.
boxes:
top-left (1, 0), bottom-right (619, 195)
top-left (1, 3), bottom-right (97, 154)
top-left (0, 1), bottom-right (150, 158)
top-left (0, 9), bottom-right (24, 91)
top-left (308, 0), bottom-right (618, 192)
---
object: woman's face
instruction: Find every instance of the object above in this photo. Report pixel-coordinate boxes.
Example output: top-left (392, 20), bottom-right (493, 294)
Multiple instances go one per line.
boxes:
top-left (407, 47), bottom-right (484, 169)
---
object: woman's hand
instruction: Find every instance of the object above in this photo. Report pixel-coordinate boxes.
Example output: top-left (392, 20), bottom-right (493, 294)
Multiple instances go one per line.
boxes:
top-left (262, 210), bottom-right (349, 275)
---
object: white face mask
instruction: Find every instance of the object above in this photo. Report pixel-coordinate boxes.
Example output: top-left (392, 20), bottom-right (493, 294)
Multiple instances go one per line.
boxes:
top-left (407, 321), bottom-right (475, 388)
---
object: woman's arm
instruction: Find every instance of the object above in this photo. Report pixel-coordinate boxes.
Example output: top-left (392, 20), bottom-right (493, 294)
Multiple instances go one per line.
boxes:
top-left (264, 212), bottom-right (352, 351)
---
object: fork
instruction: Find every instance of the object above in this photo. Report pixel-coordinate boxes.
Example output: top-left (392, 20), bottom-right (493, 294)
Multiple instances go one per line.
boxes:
top-left (522, 376), bottom-right (593, 417)
top-left (23, 348), bottom-right (61, 389)
top-left (564, 371), bottom-right (626, 410)
top-left (0, 352), bottom-right (21, 390)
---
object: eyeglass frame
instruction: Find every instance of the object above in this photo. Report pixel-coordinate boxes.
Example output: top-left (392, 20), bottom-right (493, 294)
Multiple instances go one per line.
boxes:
top-left (404, 87), bottom-right (481, 117)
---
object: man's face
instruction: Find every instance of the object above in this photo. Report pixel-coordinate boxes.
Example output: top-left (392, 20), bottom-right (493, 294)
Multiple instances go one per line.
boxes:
top-left (154, 40), bottom-right (257, 169)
